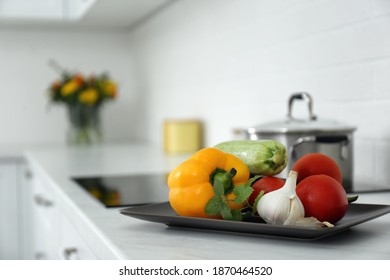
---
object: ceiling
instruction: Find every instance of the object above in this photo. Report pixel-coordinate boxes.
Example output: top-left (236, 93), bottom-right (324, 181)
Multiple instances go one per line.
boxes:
top-left (0, 0), bottom-right (173, 29)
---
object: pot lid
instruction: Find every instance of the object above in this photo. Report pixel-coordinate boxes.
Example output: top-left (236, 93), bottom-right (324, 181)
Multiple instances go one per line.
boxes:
top-left (247, 92), bottom-right (357, 134)
top-left (247, 118), bottom-right (356, 134)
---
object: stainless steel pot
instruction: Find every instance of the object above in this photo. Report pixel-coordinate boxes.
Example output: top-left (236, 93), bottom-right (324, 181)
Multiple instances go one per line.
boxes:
top-left (244, 92), bottom-right (356, 192)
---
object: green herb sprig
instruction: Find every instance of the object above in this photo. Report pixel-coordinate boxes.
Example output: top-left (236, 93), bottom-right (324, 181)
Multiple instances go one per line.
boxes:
top-left (205, 169), bottom-right (262, 221)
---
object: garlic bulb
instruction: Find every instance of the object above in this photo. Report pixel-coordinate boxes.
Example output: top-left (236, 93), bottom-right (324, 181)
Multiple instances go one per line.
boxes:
top-left (257, 170), bottom-right (305, 225)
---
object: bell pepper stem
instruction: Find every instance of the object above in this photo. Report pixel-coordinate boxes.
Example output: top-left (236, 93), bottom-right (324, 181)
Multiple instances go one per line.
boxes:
top-left (226, 168), bottom-right (237, 179)
top-left (212, 168), bottom-right (237, 193)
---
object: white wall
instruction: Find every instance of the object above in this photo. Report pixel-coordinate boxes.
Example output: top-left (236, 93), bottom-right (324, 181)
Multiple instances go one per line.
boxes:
top-left (128, 0), bottom-right (390, 189)
top-left (0, 27), bottom-right (137, 146)
top-left (1, 0), bottom-right (390, 189)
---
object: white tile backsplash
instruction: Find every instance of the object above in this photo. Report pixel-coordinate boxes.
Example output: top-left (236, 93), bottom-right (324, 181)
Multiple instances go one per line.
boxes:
top-left (375, 140), bottom-right (390, 189)
top-left (343, 17), bottom-right (390, 62)
top-left (374, 59), bottom-right (390, 99)
top-left (1, 0), bottom-right (389, 189)
top-left (317, 0), bottom-right (372, 31)
top-left (316, 63), bottom-right (374, 101)
top-left (128, 0), bottom-right (390, 189)
top-left (354, 138), bottom-right (375, 182)
top-left (300, 31), bottom-right (346, 67)
top-left (372, 0), bottom-right (390, 16)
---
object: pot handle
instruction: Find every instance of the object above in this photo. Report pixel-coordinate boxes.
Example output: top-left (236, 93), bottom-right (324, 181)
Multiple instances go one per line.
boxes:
top-left (289, 135), bottom-right (349, 161)
top-left (287, 92), bottom-right (317, 121)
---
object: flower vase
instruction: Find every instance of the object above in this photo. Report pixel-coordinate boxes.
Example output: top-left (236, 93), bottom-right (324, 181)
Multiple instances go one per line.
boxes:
top-left (67, 104), bottom-right (102, 145)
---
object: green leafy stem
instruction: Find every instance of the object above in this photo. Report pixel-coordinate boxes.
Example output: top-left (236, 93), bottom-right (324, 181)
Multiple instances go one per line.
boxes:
top-left (205, 168), bottom-right (264, 221)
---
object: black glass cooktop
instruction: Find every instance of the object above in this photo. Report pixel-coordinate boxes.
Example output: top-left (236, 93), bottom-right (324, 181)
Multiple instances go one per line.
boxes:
top-left (72, 173), bottom-right (169, 208)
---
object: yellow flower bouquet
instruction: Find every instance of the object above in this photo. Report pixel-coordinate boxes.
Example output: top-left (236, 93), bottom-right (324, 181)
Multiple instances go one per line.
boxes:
top-left (48, 70), bottom-right (117, 145)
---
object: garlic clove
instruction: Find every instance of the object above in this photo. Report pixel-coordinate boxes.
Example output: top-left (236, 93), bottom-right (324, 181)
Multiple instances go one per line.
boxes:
top-left (290, 217), bottom-right (334, 228)
top-left (283, 196), bottom-right (305, 225)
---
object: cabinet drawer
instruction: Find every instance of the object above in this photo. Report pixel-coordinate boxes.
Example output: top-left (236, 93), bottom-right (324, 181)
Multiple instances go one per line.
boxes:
top-left (26, 165), bottom-right (97, 260)
top-left (31, 174), bottom-right (58, 222)
top-left (30, 170), bottom-right (60, 259)
top-left (59, 213), bottom-right (97, 260)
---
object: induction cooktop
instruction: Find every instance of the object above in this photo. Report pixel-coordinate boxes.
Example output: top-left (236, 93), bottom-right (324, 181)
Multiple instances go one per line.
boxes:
top-left (72, 173), bottom-right (169, 208)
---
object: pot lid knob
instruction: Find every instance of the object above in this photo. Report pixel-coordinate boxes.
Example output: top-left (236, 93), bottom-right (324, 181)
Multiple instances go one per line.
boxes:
top-left (287, 92), bottom-right (317, 121)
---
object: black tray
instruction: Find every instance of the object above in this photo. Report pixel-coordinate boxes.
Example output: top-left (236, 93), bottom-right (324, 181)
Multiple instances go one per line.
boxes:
top-left (119, 202), bottom-right (390, 240)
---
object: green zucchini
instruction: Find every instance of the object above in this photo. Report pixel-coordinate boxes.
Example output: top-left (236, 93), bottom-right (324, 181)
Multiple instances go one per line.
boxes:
top-left (215, 140), bottom-right (287, 176)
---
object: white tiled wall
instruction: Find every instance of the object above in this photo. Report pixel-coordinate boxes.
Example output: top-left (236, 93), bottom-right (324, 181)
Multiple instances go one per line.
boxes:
top-left (128, 0), bottom-right (390, 189)
top-left (1, 1), bottom-right (389, 189)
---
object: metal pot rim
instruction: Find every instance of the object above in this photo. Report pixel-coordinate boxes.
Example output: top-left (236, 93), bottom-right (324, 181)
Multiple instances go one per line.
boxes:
top-left (247, 118), bottom-right (357, 134)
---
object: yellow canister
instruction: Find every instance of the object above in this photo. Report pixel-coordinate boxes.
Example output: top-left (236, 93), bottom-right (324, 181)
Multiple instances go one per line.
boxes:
top-left (163, 119), bottom-right (203, 154)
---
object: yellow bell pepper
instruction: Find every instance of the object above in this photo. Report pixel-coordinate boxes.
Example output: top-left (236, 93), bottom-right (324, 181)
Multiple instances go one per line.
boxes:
top-left (167, 147), bottom-right (250, 218)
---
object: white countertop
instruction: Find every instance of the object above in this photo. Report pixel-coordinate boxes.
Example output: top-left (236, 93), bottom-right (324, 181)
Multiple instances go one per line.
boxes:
top-left (23, 143), bottom-right (390, 260)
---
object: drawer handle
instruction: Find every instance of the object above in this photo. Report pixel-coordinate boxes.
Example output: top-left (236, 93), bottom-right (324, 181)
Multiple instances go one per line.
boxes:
top-left (63, 247), bottom-right (79, 260)
top-left (34, 194), bottom-right (53, 207)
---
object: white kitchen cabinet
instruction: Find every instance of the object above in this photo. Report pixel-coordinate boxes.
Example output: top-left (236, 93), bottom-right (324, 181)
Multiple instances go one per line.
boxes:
top-left (0, 0), bottom-right (64, 20)
top-left (27, 168), bottom-right (61, 259)
top-left (24, 162), bottom-right (96, 260)
top-left (0, 0), bottom-right (170, 28)
top-left (0, 160), bottom-right (20, 260)
top-left (0, 0), bottom-right (96, 21)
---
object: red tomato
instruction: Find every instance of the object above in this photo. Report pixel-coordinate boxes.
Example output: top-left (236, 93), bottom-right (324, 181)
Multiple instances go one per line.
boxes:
top-left (296, 174), bottom-right (348, 224)
top-left (292, 153), bottom-right (342, 184)
top-left (249, 176), bottom-right (285, 205)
